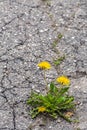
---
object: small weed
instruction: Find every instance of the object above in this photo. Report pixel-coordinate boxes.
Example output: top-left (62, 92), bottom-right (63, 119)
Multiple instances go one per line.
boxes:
top-left (58, 33), bottom-right (63, 39)
top-left (52, 33), bottom-right (63, 47)
top-left (53, 56), bottom-right (65, 66)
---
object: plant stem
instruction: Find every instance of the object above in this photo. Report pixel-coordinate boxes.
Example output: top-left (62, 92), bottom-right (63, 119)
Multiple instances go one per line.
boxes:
top-left (43, 70), bottom-right (48, 90)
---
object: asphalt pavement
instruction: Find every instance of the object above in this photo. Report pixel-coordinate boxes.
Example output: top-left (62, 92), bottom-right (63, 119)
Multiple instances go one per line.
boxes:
top-left (0, 0), bottom-right (87, 130)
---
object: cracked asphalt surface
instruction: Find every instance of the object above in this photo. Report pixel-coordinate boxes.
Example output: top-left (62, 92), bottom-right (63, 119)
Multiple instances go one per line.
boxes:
top-left (0, 0), bottom-right (87, 130)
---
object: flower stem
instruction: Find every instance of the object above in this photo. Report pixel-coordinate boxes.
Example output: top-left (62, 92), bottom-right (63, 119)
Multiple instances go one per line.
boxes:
top-left (43, 70), bottom-right (48, 90)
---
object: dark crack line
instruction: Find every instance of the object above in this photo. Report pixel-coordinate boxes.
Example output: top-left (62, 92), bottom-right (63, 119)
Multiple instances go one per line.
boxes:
top-left (0, 13), bottom-right (25, 33)
top-left (67, 70), bottom-right (87, 79)
top-left (12, 105), bottom-right (16, 130)
top-left (0, 17), bottom-right (16, 32)
top-left (14, 39), bottom-right (27, 48)
top-left (1, 87), bottom-right (16, 95)
top-left (0, 92), bottom-right (13, 108)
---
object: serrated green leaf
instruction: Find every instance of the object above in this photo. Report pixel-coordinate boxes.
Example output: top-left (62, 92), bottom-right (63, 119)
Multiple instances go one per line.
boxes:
top-left (50, 82), bottom-right (55, 91)
top-left (58, 33), bottom-right (63, 39)
top-left (56, 96), bottom-right (66, 104)
top-left (54, 56), bottom-right (65, 66)
top-left (58, 87), bottom-right (69, 97)
top-left (50, 113), bottom-right (58, 119)
top-left (50, 82), bottom-right (58, 94)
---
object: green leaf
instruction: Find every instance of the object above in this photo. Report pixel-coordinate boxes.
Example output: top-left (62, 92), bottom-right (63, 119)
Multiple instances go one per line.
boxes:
top-left (50, 82), bottom-right (54, 91)
top-left (56, 96), bottom-right (66, 104)
top-left (58, 87), bottom-right (69, 97)
top-left (54, 60), bottom-right (61, 65)
top-left (50, 82), bottom-right (58, 94)
top-left (49, 113), bottom-right (57, 119)
top-left (60, 96), bottom-right (74, 107)
top-left (58, 33), bottom-right (63, 39)
top-left (31, 111), bottom-right (39, 118)
top-left (54, 56), bottom-right (65, 66)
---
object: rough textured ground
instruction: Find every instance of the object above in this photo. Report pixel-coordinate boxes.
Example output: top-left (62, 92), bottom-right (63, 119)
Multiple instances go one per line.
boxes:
top-left (0, 0), bottom-right (87, 130)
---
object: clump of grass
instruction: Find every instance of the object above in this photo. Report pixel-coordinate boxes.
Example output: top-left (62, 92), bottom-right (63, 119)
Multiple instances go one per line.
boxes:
top-left (27, 61), bottom-right (76, 122)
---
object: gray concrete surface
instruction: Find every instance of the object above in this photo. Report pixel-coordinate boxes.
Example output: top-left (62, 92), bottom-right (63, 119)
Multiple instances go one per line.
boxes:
top-left (0, 0), bottom-right (87, 130)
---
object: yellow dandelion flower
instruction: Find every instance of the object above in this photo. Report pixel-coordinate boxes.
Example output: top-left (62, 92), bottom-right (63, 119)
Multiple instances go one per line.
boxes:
top-left (37, 61), bottom-right (51, 70)
top-left (38, 106), bottom-right (46, 112)
top-left (56, 76), bottom-right (70, 86)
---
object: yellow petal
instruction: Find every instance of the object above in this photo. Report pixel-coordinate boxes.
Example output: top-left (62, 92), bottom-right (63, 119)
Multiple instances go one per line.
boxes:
top-left (38, 61), bottom-right (51, 70)
top-left (56, 76), bottom-right (70, 86)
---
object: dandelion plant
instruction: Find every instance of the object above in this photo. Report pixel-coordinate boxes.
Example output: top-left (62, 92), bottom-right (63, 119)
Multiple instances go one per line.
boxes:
top-left (27, 61), bottom-right (76, 122)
